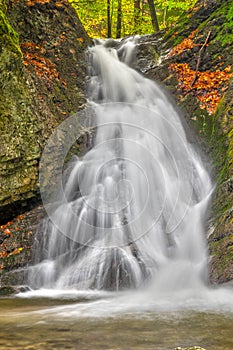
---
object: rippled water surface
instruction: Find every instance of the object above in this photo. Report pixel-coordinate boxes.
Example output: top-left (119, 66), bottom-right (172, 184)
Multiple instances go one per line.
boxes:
top-left (0, 290), bottom-right (233, 350)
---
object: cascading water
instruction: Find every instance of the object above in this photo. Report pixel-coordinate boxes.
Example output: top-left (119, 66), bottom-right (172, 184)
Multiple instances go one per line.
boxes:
top-left (28, 37), bottom-right (213, 292)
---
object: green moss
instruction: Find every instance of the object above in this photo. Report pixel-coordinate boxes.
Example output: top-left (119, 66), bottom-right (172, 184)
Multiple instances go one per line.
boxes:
top-left (165, 0), bottom-right (233, 52)
top-left (0, 286), bottom-right (16, 296)
top-left (208, 86), bottom-right (233, 281)
top-left (0, 0), bottom-right (7, 13)
top-left (213, 88), bottom-right (233, 174)
top-left (210, 234), bottom-right (233, 282)
top-left (215, 2), bottom-right (233, 46)
top-left (0, 8), bottom-right (21, 56)
top-left (0, 11), bottom-right (41, 208)
top-left (197, 0), bottom-right (233, 47)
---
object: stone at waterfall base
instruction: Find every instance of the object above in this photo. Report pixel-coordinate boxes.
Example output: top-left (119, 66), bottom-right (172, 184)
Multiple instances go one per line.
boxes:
top-left (174, 347), bottom-right (207, 350)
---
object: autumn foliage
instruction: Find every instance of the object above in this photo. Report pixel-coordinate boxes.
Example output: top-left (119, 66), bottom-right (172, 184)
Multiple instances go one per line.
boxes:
top-left (20, 41), bottom-right (67, 90)
top-left (27, 0), bottom-right (66, 7)
top-left (168, 32), bottom-right (233, 114)
top-left (0, 215), bottom-right (32, 272)
top-left (168, 30), bottom-right (198, 58)
top-left (27, 0), bottom-right (51, 6)
top-left (170, 63), bottom-right (232, 114)
top-left (21, 42), bottom-right (60, 84)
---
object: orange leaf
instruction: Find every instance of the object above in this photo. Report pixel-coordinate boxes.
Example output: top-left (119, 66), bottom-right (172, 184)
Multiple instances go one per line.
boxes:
top-left (4, 229), bottom-right (11, 235)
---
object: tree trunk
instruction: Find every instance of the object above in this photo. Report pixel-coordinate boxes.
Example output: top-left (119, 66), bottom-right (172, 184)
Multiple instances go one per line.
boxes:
top-left (147, 0), bottom-right (159, 32)
top-left (134, 0), bottom-right (141, 34)
top-left (107, 0), bottom-right (112, 38)
top-left (163, 5), bottom-right (168, 28)
top-left (116, 0), bottom-right (122, 38)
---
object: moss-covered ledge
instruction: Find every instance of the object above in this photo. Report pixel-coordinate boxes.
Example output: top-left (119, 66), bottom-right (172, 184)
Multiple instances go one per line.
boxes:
top-left (208, 82), bottom-right (233, 283)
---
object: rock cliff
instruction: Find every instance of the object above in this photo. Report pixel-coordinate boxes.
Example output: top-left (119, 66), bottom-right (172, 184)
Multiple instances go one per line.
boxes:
top-left (0, 0), bottom-right (90, 223)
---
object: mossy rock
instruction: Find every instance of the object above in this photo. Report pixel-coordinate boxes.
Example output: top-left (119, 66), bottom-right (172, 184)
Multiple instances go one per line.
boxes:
top-left (0, 3), bottom-right (21, 55)
top-left (0, 0), bottom-right (90, 223)
top-left (207, 82), bottom-right (233, 283)
top-left (0, 285), bottom-right (30, 296)
top-left (0, 286), bottom-right (16, 296)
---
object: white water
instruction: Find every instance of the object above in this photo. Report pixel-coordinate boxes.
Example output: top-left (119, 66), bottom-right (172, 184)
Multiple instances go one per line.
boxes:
top-left (27, 37), bottom-right (219, 306)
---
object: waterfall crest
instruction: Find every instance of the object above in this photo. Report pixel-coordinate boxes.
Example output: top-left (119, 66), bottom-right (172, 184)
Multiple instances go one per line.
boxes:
top-left (29, 37), bottom-right (212, 291)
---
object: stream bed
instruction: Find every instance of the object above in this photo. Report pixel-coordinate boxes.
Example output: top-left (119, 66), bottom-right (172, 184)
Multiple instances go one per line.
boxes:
top-left (0, 289), bottom-right (233, 350)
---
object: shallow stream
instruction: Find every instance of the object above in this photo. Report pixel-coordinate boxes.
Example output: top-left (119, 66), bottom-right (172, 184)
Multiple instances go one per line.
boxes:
top-left (0, 288), bottom-right (233, 350)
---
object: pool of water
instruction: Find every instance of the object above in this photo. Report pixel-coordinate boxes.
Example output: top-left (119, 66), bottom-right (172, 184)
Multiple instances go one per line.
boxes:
top-left (0, 289), bottom-right (233, 350)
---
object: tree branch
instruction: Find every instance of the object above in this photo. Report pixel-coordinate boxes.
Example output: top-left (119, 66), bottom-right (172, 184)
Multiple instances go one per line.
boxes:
top-left (191, 30), bottom-right (211, 87)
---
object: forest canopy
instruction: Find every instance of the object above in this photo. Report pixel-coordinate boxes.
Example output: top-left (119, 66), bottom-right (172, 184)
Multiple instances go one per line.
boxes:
top-left (69, 0), bottom-right (197, 38)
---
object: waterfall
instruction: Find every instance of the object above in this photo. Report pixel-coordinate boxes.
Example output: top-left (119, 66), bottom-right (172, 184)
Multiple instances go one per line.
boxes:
top-left (28, 37), bottom-right (213, 292)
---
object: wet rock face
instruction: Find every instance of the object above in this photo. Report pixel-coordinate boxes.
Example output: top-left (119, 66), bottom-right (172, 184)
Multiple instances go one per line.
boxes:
top-left (0, 0), bottom-right (90, 223)
top-left (208, 84), bottom-right (233, 284)
top-left (136, 0), bottom-right (233, 284)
